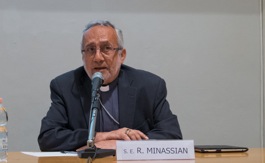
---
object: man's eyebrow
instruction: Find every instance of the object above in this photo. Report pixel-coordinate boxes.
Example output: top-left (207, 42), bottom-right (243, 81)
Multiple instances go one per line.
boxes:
top-left (85, 41), bottom-right (111, 47)
top-left (99, 41), bottom-right (111, 45)
top-left (83, 43), bottom-right (95, 48)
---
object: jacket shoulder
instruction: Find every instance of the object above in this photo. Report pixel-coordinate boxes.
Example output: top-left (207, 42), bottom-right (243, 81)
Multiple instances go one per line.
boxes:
top-left (51, 66), bottom-right (87, 89)
top-left (52, 66), bottom-right (86, 82)
top-left (120, 64), bottom-right (164, 86)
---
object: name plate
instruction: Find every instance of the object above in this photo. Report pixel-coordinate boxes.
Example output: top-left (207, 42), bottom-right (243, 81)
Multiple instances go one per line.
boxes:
top-left (116, 140), bottom-right (195, 160)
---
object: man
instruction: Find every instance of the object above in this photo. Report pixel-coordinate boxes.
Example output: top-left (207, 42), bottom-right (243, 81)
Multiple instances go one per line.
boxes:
top-left (38, 20), bottom-right (182, 151)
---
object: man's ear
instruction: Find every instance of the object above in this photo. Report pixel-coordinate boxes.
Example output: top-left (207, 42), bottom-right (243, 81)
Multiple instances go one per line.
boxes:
top-left (120, 49), bottom-right (127, 63)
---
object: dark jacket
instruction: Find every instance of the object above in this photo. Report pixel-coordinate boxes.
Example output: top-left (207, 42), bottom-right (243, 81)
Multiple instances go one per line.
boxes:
top-left (38, 65), bottom-right (182, 151)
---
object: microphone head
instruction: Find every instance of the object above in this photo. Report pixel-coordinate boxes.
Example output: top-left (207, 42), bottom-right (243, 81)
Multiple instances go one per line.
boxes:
top-left (92, 72), bottom-right (104, 80)
top-left (91, 72), bottom-right (104, 98)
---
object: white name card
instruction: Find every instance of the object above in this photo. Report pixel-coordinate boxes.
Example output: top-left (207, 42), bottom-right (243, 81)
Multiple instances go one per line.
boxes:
top-left (116, 140), bottom-right (195, 160)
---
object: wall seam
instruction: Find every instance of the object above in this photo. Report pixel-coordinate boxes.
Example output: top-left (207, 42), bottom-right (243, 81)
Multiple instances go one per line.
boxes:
top-left (261, 0), bottom-right (264, 148)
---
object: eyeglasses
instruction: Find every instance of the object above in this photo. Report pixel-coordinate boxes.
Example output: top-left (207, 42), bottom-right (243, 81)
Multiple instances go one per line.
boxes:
top-left (81, 44), bottom-right (122, 56)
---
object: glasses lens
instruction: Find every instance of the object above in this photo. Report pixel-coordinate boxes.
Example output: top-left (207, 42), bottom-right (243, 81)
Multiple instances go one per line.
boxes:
top-left (86, 46), bottom-right (96, 55)
top-left (83, 44), bottom-right (120, 56)
top-left (101, 45), bottom-right (113, 55)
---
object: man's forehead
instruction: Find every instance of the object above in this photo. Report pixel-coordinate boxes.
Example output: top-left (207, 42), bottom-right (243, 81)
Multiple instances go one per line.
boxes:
top-left (85, 25), bottom-right (116, 36)
top-left (83, 25), bottom-right (117, 44)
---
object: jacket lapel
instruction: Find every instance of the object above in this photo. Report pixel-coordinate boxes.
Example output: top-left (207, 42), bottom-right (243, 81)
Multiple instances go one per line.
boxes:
top-left (73, 67), bottom-right (92, 129)
top-left (118, 70), bottom-right (137, 128)
top-left (79, 78), bottom-right (91, 128)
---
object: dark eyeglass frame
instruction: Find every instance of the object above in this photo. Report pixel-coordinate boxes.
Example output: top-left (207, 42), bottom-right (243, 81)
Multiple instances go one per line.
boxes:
top-left (81, 45), bottom-right (123, 56)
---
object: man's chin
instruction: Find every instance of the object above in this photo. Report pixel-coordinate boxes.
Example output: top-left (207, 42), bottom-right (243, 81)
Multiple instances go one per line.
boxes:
top-left (102, 75), bottom-right (115, 85)
top-left (93, 68), bottom-right (107, 74)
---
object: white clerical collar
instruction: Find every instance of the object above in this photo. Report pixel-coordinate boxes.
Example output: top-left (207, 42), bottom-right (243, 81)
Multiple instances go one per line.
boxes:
top-left (100, 78), bottom-right (118, 92)
top-left (100, 85), bottom-right (110, 92)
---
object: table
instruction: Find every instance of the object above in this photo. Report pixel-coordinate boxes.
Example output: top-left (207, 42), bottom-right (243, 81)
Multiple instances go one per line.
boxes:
top-left (6, 148), bottom-right (265, 163)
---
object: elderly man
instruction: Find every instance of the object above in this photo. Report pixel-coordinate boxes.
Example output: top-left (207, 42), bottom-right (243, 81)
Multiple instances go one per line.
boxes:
top-left (38, 20), bottom-right (182, 151)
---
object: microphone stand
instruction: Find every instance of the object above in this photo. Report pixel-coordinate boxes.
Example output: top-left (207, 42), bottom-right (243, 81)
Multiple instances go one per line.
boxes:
top-left (77, 91), bottom-right (116, 162)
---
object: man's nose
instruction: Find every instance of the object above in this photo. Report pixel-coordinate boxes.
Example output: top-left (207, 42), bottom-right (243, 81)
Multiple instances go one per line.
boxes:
top-left (93, 48), bottom-right (104, 62)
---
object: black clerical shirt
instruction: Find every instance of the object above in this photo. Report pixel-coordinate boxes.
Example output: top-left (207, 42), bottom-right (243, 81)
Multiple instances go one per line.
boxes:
top-left (99, 79), bottom-right (119, 132)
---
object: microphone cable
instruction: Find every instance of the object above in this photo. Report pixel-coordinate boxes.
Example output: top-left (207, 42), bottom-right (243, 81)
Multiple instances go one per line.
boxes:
top-left (99, 98), bottom-right (120, 125)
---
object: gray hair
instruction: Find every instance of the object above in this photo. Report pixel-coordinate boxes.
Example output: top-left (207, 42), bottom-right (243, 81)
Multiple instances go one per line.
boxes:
top-left (81, 20), bottom-right (124, 50)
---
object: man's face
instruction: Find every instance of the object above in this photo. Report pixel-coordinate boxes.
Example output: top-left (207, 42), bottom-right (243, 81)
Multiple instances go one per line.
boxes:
top-left (82, 25), bottom-right (126, 84)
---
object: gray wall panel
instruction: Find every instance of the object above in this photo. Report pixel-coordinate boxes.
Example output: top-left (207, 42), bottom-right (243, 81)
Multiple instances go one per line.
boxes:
top-left (0, 0), bottom-right (262, 151)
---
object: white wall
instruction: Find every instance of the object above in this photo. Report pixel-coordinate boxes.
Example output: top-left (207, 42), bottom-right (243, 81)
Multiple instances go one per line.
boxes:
top-left (0, 0), bottom-right (262, 151)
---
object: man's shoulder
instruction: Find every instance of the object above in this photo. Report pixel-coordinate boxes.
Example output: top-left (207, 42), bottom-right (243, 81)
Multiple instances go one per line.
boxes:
top-left (52, 66), bottom-right (85, 82)
top-left (121, 64), bottom-right (163, 82)
top-left (122, 64), bottom-right (161, 77)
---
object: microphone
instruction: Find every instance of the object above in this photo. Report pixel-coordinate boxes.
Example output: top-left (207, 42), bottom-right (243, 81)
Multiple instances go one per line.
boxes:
top-left (91, 72), bottom-right (104, 101)
top-left (78, 71), bottom-right (115, 159)
top-left (87, 72), bottom-right (104, 148)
